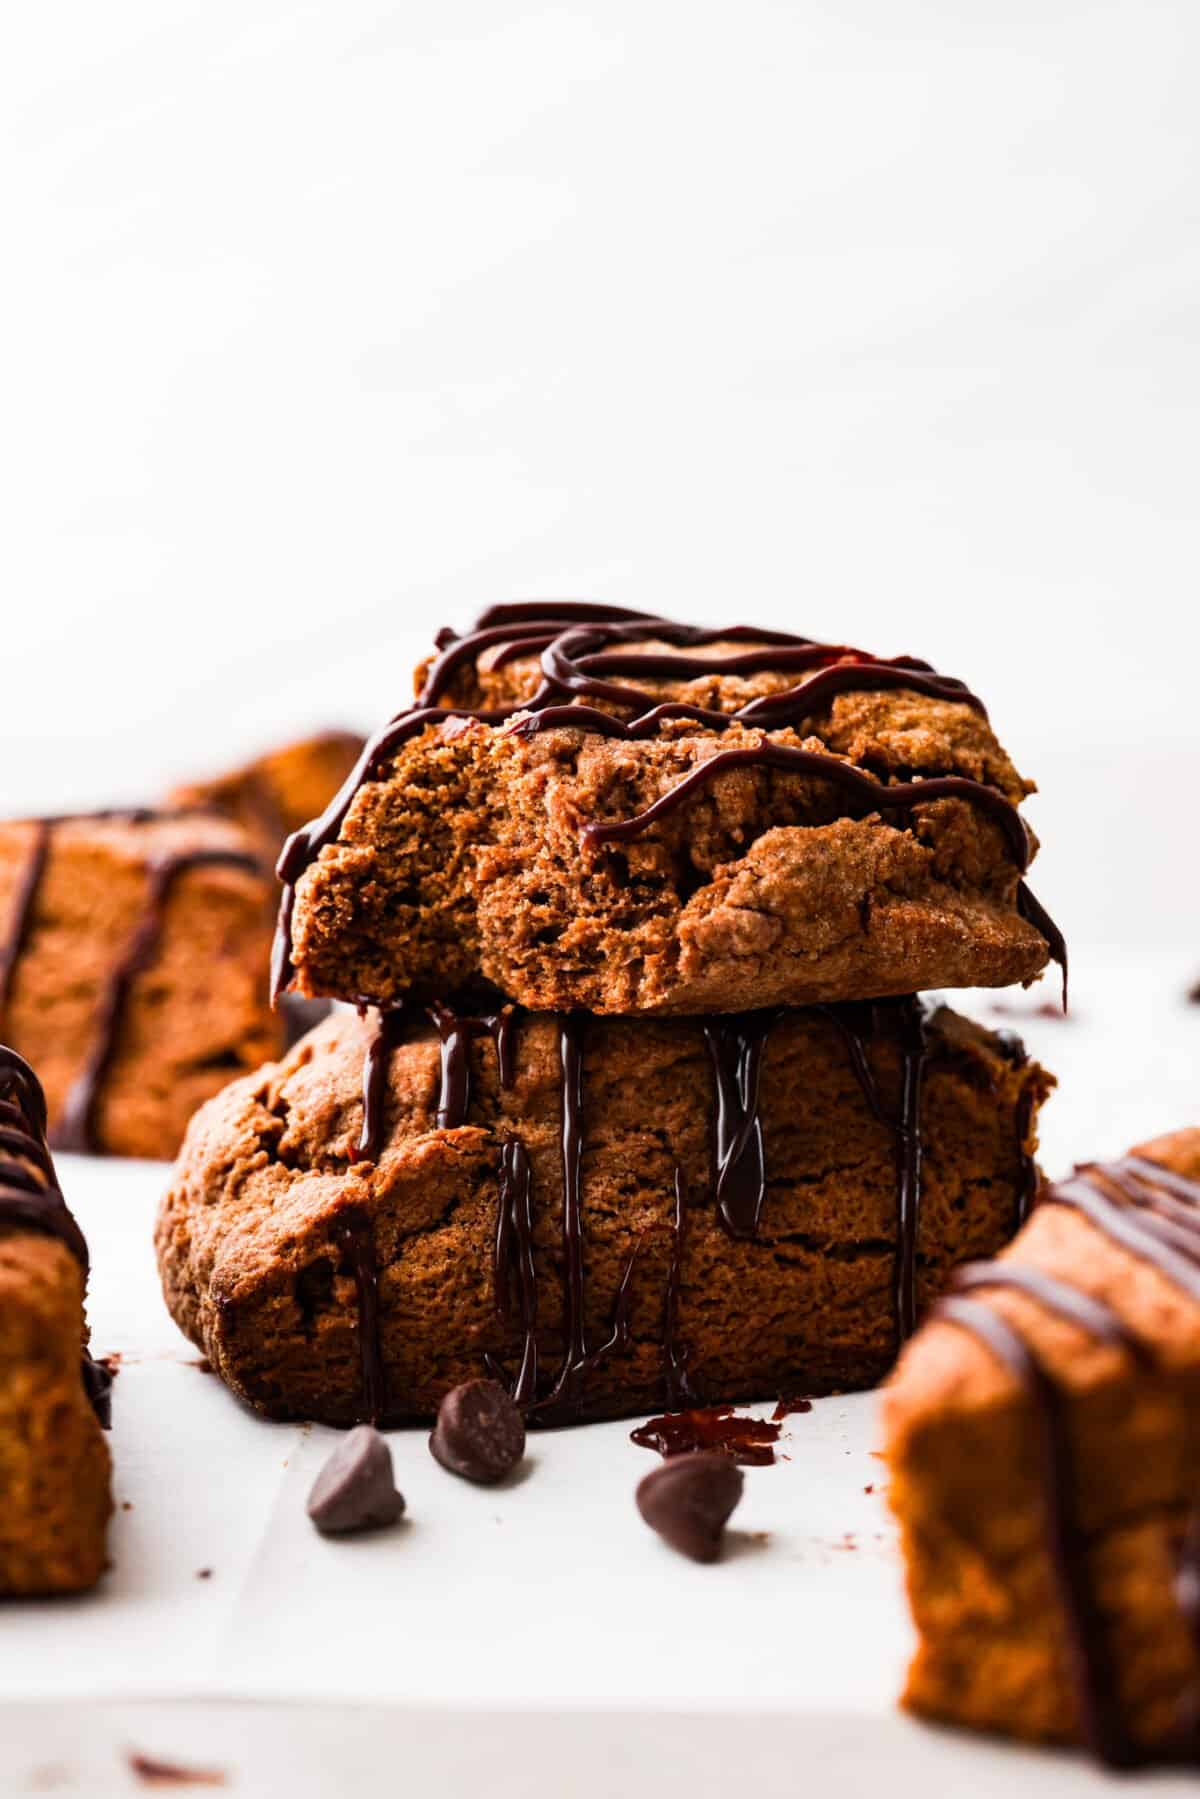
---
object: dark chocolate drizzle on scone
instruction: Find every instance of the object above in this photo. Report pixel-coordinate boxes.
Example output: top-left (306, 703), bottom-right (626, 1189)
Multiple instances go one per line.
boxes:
top-left (932, 1156), bottom-right (1200, 1768)
top-left (0, 813), bottom-right (265, 1155)
top-left (0, 1045), bottom-right (112, 1425)
top-left (343, 995), bottom-right (1030, 1424)
top-left (271, 605), bottom-right (1066, 1005)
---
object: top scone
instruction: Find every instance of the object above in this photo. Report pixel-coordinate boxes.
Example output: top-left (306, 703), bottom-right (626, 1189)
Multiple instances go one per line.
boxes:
top-left (274, 604), bottom-right (1060, 1015)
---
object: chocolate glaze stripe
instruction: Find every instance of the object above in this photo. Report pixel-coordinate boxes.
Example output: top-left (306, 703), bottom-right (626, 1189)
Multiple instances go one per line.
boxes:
top-left (580, 743), bottom-right (1031, 867)
top-left (703, 1013), bottom-right (775, 1238)
top-left (349, 1004), bottom-right (416, 1162)
top-left (544, 1013), bottom-right (588, 1411)
top-left (53, 848), bottom-right (264, 1154)
top-left (931, 1294), bottom-right (1136, 1768)
top-left (0, 1045), bottom-right (111, 1425)
top-left (0, 821), bottom-right (50, 1023)
top-left (420, 605), bottom-right (668, 704)
top-left (271, 606), bottom-right (1063, 1002)
top-left (1050, 1172), bottom-right (1200, 1298)
top-left (537, 620), bottom-right (986, 720)
top-left (1017, 880), bottom-right (1069, 1011)
top-left (335, 1208), bottom-right (386, 1424)
top-left (662, 1166), bottom-right (693, 1408)
top-left (927, 1155), bottom-right (1200, 1767)
top-left (891, 1002), bottom-right (928, 1345)
top-left (820, 999), bottom-right (929, 1345)
top-left (493, 1133), bottom-right (539, 1407)
top-left (352, 1002), bottom-right (520, 1162)
top-left (950, 1261), bottom-right (1149, 1357)
top-left (0, 1047), bottom-right (88, 1267)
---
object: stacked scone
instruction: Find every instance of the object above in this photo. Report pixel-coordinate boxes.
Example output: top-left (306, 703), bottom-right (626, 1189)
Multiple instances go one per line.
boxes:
top-left (157, 604), bottom-right (1060, 1427)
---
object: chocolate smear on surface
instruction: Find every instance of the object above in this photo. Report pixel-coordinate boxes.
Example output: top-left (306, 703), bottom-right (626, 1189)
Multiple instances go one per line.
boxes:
top-left (630, 1404), bottom-right (781, 1467)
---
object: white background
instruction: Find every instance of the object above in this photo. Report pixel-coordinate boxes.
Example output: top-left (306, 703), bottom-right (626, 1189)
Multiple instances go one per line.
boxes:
top-left (2, 0), bottom-right (1198, 953)
top-left (2, 9), bottom-right (1200, 1793)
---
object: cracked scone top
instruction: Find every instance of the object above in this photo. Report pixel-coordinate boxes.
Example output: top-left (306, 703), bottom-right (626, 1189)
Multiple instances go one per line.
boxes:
top-left (272, 604), bottom-right (1064, 1015)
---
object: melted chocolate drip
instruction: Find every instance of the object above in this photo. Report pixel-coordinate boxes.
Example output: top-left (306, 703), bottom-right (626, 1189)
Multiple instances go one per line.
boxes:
top-left (934, 1295), bottom-right (1134, 1767)
top-left (821, 999), bottom-right (929, 1344)
top-left (662, 1167), bottom-right (693, 1407)
top-left (1017, 880), bottom-right (1069, 1011)
top-left (272, 606), bottom-right (1064, 1000)
top-left (0, 1045), bottom-right (110, 1424)
top-left (350, 1005), bottom-right (411, 1162)
top-left (630, 1404), bottom-right (782, 1466)
top-left (493, 1134), bottom-right (539, 1406)
top-left (580, 747), bottom-right (1030, 872)
top-left (542, 1014), bottom-right (588, 1412)
top-left (346, 990), bottom-right (990, 1425)
top-left (336, 1208), bottom-right (386, 1424)
top-left (51, 847), bottom-right (263, 1154)
top-left (0, 816), bottom-right (264, 1155)
top-left (703, 1014), bottom-right (775, 1237)
top-left (0, 821), bottom-right (50, 1021)
top-left (932, 1154), bottom-right (1200, 1767)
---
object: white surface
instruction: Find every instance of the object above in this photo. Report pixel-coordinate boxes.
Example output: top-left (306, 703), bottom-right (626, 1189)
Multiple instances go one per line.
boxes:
top-left (2, 952), bottom-right (1198, 1793)
top-left (2, 1), bottom-right (1199, 949)
top-left (2, 5), bottom-right (1199, 1792)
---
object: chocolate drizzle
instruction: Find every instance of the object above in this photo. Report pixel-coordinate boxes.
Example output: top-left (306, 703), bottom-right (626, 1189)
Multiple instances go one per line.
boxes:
top-left (493, 1134), bottom-right (538, 1406)
top-left (343, 988), bottom-right (1001, 1427)
top-left (0, 821), bottom-right (50, 1020)
top-left (703, 1014), bottom-right (774, 1237)
top-left (0, 1045), bottom-right (111, 1425)
top-left (336, 1208), bottom-right (386, 1424)
top-left (662, 1167), bottom-right (693, 1407)
top-left (0, 815), bottom-right (265, 1154)
top-left (53, 847), bottom-right (263, 1153)
top-left (932, 1154), bottom-right (1200, 1767)
top-left (271, 605), bottom-right (1065, 1002)
top-left (819, 998), bottom-right (929, 1342)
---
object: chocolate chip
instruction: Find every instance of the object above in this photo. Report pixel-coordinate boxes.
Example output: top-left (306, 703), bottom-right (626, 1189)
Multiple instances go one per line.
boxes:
top-left (636, 1451), bottom-right (744, 1562)
top-left (429, 1378), bottom-right (525, 1484)
top-left (306, 1426), bottom-right (405, 1535)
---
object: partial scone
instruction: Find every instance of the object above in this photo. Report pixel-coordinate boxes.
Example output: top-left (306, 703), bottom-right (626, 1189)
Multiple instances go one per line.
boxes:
top-left (274, 606), bottom-right (1062, 1015)
top-left (883, 1129), bottom-right (1200, 1769)
top-left (1, 1047), bottom-right (112, 1594)
top-left (0, 811), bottom-right (283, 1159)
top-left (168, 728), bottom-right (364, 866)
top-left (157, 999), bottom-right (1051, 1427)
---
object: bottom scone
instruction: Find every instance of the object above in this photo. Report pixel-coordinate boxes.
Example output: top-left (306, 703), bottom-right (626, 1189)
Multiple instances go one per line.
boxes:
top-left (1, 1048), bottom-right (112, 1594)
top-left (883, 1128), bottom-right (1200, 1768)
top-left (157, 999), bottom-right (1049, 1427)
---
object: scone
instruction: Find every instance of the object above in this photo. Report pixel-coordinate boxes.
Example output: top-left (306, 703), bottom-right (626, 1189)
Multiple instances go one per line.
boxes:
top-left (273, 604), bottom-right (1064, 1015)
top-left (0, 1045), bottom-right (112, 1593)
top-left (156, 999), bottom-right (1051, 1427)
top-left (883, 1129), bottom-right (1200, 1768)
top-left (167, 728), bottom-right (364, 866)
top-left (0, 810), bottom-right (282, 1159)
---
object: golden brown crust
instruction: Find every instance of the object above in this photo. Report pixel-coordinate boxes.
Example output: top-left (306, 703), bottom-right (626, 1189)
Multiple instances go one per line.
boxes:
top-left (0, 1231), bottom-right (112, 1594)
top-left (883, 1128), bottom-right (1200, 1757)
top-left (156, 1003), bottom-right (1050, 1427)
top-left (0, 814), bottom-right (283, 1159)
